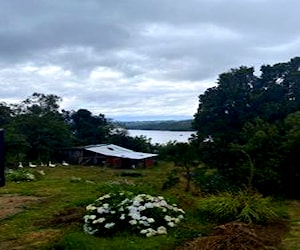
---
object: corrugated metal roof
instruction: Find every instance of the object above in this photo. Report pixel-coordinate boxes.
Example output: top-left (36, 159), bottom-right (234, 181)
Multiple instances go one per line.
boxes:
top-left (84, 144), bottom-right (157, 160)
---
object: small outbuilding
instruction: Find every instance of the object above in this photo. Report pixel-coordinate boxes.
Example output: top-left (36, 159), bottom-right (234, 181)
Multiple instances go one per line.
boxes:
top-left (62, 144), bottom-right (157, 168)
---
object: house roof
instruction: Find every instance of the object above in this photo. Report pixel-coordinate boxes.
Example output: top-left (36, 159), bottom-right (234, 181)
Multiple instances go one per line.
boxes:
top-left (84, 144), bottom-right (157, 160)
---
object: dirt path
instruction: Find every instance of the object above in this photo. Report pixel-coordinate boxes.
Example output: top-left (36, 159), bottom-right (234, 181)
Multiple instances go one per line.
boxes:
top-left (280, 200), bottom-right (300, 250)
top-left (0, 194), bottom-right (43, 220)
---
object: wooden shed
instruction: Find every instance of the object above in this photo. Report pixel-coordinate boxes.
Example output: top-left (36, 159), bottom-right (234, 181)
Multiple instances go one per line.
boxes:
top-left (62, 144), bottom-right (157, 168)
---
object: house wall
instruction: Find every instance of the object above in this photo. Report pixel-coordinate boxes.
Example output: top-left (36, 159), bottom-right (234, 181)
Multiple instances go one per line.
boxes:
top-left (144, 158), bottom-right (155, 168)
top-left (107, 157), bottom-right (122, 168)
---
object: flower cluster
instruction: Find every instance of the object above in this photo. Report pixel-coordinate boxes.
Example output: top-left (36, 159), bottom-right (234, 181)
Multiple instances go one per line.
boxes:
top-left (83, 192), bottom-right (185, 237)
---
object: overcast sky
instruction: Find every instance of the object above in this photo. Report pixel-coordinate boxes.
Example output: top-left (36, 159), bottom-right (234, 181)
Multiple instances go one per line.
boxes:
top-left (0, 0), bottom-right (299, 121)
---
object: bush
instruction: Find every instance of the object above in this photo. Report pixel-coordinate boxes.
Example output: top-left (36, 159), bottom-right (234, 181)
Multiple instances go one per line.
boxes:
top-left (6, 168), bottom-right (36, 182)
top-left (197, 191), bottom-right (279, 224)
top-left (83, 192), bottom-right (185, 237)
top-left (162, 170), bottom-right (180, 190)
top-left (194, 168), bottom-right (238, 194)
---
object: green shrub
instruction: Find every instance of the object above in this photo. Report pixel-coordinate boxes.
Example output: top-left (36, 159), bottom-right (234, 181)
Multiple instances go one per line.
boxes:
top-left (6, 168), bottom-right (36, 182)
top-left (162, 170), bottom-right (180, 190)
top-left (194, 169), bottom-right (238, 194)
top-left (197, 191), bottom-right (279, 224)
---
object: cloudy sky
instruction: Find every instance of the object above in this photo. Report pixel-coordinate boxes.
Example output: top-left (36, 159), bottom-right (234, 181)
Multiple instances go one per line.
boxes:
top-left (0, 0), bottom-right (299, 121)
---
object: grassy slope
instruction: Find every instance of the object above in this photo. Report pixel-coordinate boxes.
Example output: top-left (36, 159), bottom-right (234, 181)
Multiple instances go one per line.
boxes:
top-left (280, 200), bottom-right (300, 250)
top-left (0, 163), bottom-right (204, 250)
top-left (0, 164), bottom-right (299, 249)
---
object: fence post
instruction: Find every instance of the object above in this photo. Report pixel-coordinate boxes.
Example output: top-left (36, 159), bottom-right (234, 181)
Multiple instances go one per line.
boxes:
top-left (0, 129), bottom-right (5, 187)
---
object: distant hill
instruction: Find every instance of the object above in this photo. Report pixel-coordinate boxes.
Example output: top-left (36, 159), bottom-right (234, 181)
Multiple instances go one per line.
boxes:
top-left (118, 119), bottom-right (195, 131)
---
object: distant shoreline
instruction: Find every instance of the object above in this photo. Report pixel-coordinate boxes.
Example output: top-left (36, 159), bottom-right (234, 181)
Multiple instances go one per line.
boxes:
top-left (118, 119), bottom-right (195, 131)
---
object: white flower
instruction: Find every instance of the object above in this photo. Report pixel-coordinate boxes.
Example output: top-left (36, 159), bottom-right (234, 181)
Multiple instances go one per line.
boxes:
top-left (147, 218), bottom-right (155, 223)
top-left (144, 202), bottom-right (154, 208)
top-left (159, 200), bottom-right (168, 207)
top-left (147, 196), bottom-right (155, 202)
top-left (128, 205), bottom-right (138, 212)
top-left (174, 218), bottom-right (180, 224)
top-left (92, 217), bottom-right (105, 224)
top-left (178, 214), bottom-right (184, 219)
top-left (97, 207), bottom-right (106, 214)
top-left (26, 173), bottom-right (35, 180)
top-left (157, 226), bottom-right (167, 234)
top-left (164, 215), bottom-right (172, 222)
top-left (103, 203), bottom-right (109, 209)
top-left (158, 196), bottom-right (164, 200)
top-left (83, 224), bottom-right (98, 235)
top-left (129, 219), bottom-right (137, 225)
top-left (168, 222), bottom-right (175, 227)
top-left (83, 215), bottom-right (91, 222)
top-left (146, 231), bottom-right (156, 237)
top-left (141, 216), bottom-right (147, 220)
top-left (138, 206), bottom-right (146, 211)
top-left (89, 215), bottom-right (96, 220)
top-left (97, 194), bottom-right (111, 201)
top-left (133, 200), bottom-right (140, 206)
top-left (153, 202), bottom-right (160, 208)
top-left (120, 214), bottom-right (126, 220)
top-left (178, 208), bottom-right (185, 214)
top-left (121, 198), bottom-right (130, 205)
top-left (129, 211), bottom-right (141, 220)
top-left (140, 229), bottom-right (148, 234)
top-left (134, 196), bottom-right (144, 203)
top-left (110, 210), bottom-right (116, 214)
top-left (86, 204), bottom-right (96, 211)
top-left (139, 220), bottom-right (150, 226)
top-left (104, 222), bottom-right (115, 229)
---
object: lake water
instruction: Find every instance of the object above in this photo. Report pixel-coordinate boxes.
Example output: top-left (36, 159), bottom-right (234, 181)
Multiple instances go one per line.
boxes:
top-left (128, 129), bottom-right (195, 144)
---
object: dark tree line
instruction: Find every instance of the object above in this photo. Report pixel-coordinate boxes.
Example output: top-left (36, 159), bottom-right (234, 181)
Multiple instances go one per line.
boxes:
top-left (193, 57), bottom-right (300, 198)
top-left (0, 93), bottom-right (153, 166)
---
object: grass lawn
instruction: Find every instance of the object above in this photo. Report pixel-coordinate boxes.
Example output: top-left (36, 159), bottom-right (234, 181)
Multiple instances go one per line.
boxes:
top-left (0, 162), bottom-right (299, 250)
top-left (280, 200), bottom-right (300, 250)
top-left (0, 163), bottom-right (205, 250)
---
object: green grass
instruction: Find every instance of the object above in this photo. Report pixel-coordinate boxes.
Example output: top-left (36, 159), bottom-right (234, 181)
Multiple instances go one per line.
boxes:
top-left (0, 163), bottom-right (298, 249)
top-left (0, 163), bottom-right (205, 249)
top-left (280, 200), bottom-right (300, 250)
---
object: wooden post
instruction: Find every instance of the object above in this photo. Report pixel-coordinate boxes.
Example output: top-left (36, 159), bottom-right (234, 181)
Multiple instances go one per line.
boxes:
top-left (0, 129), bottom-right (5, 187)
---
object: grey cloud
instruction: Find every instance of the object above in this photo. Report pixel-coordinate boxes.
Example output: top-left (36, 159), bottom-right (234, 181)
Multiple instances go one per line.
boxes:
top-left (0, 0), bottom-right (299, 119)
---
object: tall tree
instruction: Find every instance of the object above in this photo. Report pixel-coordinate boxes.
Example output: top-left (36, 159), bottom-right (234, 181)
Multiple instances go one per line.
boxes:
top-left (11, 93), bottom-right (74, 162)
top-left (69, 109), bottom-right (110, 145)
top-left (193, 57), bottom-right (300, 196)
top-left (193, 66), bottom-right (258, 144)
top-left (0, 102), bottom-right (12, 127)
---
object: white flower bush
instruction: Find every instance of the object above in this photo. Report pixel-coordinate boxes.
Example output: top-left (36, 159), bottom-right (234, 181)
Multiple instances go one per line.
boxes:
top-left (83, 192), bottom-right (185, 237)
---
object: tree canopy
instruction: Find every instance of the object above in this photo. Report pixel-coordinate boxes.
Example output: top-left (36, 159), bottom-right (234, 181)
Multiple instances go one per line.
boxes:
top-left (1, 93), bottom-right (154, 166)
top-left (193, 57), bottom-right (300, 197)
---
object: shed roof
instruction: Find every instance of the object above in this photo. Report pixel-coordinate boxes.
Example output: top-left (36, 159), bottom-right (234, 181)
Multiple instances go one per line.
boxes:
top-left (84, 144), bottom-right (157, 160)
